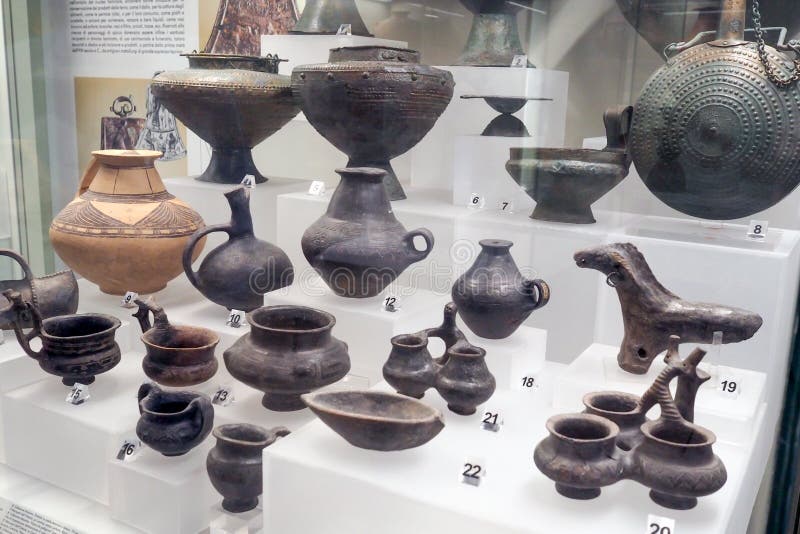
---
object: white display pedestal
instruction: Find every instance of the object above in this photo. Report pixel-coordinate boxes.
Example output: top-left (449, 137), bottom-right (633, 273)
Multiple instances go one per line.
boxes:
top-left (275, 187), bottom-right (470, 293)
top-left (163, 176), bottom-right (309, 244)
top-left (410, 67), bottom-right (569, 191)
top-left (263, 365), bottom-right (764, 534)
top-left (452, 135), bottom-right (541, 209)
top-left (552, 343), bottom-right (766, 445)
top-left (209, 503), bottom-right (262, 534)
top-left (2, 353), bottom-right (144, 504)
top-left (260, 34), bottom-right (407, 75)
top-left (266, 276), bottom-right (451, 384)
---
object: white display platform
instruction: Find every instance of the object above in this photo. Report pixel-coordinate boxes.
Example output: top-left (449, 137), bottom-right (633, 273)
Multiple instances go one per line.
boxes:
top-left (0, 464), bottom-right (140, 534)
top-left (163, 176), bottom-right (309, 244)
top-left (410, 66), bottom-right (569, 192)
top-left (552, 343), bottom-right (766, 445)
top-left (210, 503), bottom-right (262, 534)
top-left (452, 135), bottom-right (541, 209)
top-left (266, 276), bottom-right (451, 384)
top-left (263, 364), bottom-right (765, 534)
top-left (275, 187), bottom-right (470, 292)
top-left (2, 352), bottom-right (144, 505)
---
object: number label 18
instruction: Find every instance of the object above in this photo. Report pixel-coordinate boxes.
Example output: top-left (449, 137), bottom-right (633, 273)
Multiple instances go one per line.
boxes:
top-left (647, 514), bottom-right (675, 534)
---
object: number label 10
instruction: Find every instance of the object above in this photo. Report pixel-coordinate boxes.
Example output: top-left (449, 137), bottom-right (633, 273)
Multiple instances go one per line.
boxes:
top-left (227, 309), bottom-right (245, 328)
top-left (647, 514), bottom-right (675, 534)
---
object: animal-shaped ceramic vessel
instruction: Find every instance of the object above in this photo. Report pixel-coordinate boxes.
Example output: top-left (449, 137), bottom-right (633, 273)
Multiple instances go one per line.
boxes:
top-left (301, 167), bottom-right (434, 298)
top-left (183, 187), bottom-right (294, 311)
top-left (574, 242), bottom-right (763, 374)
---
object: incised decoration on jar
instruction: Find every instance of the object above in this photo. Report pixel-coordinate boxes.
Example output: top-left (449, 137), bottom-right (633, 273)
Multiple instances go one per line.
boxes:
top-left (301, 167), bottom-right (434, 298)
top-left (224, 305), bottom-right (351, 411)
top-left (292, 47), bottom-right (455, 200)
top-left (152, 54), bottom-right (300, 184)
top-left (136, 383), bottom-right (214, 457)
top-left (302, 390), bottom-right (445, 451)
top-left (384, 303), bottom-right (496, 415)
top-left (629, 0), bottom-right (800, 219)
top-left (133, 299), bottom-right (220, 387)
top-left (535, 337), bottom-right (727, 510)
top-left (207, 424), bottom-right (291, 513)
top-left (0, 249), bottom-right (78, 330)
top-left (506, 106), bottom-right (633, 224)
top-left (183, 187), bottom-right (294, 311)
top-left (452, 239), bottom-right (549, 339)
top-left (575, 242), bottom-right (763, 374)
top-left (49, 150), bottom-right (206, 295)
top-left (2, 290), bottom-right (121, 386)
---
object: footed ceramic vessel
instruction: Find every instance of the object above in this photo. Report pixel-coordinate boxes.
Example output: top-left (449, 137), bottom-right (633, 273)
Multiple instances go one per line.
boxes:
top-left (224, 305), bottom-right (351, 411)
top-left (207, 424), bottom-right (291, 512)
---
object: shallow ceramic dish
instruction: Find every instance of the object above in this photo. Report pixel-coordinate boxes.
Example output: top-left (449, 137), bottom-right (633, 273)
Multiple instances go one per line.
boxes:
top-left (302, 390), bottom-right (444, 451)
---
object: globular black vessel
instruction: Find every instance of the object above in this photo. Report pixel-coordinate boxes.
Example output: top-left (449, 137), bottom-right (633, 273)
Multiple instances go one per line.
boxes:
top-left (452, 239), bottom-right (549, 339)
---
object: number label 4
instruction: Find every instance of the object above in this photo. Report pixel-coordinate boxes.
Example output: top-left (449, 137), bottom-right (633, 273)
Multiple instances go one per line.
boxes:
top-left (647, 514), bottom-right (675, 534)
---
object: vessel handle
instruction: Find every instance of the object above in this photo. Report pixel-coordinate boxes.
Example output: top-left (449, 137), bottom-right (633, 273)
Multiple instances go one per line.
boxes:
top-left (188, 396), bottom-right (214, 442)
top-left (76, 156), bottom-right (102, 197)
top-left (402, 228), bottom-right (434, 263)
top-left (523, 278), bottom-right (550, 311)
top-left (264, 426), bottom-right (292, 448)
top-left (137, 382), bottom-right (155, 413)
top-left (132, 298), bottom-right (169, 334)
top-left (603, 106), bottom-right (633, 152)
top-left (182, 223), bottom-right (231, 290)
top-left (0, 249), bottom-right (35, 283)
top-left (1, 289), bottom-right (44, 360)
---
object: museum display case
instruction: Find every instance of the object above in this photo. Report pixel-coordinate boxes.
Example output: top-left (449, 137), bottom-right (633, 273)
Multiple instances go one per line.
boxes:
top-left (1, 0), bottom-right (800, 533)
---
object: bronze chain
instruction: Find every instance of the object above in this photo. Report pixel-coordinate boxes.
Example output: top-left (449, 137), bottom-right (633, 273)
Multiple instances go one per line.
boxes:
top-left (751, 0), bottom-right (800, 87)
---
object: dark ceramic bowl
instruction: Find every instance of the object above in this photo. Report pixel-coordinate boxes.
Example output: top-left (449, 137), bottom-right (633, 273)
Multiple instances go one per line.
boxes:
top-left (302, 390), bottom-right (444, 451)
top-left (141, 325), bottom-right (219, 387)
top-left (506, 147), bottom-right (631, 224)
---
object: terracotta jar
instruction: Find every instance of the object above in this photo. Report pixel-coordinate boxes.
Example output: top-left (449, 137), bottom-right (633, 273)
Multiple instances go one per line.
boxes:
top-left (207, 424), bottom-right (291, 513)
top-left (223, 305), bottom-right (351, 411)
top-left (183, 187), bottom-right (294, 311)
top-left (434, 341), bottom-right (496, 415)
top-left (50, 150), bottom-right (206, 295)
top-left (452, 239), bottom-right (549, 339)
top-left (133, 299), bottom-right (219, 387)
top-left (136, 383), bottom-right (214, 457)
top-left (0, 249), bottom-right (78, 330)
top-left (301, 167), bottom-right (434, 298)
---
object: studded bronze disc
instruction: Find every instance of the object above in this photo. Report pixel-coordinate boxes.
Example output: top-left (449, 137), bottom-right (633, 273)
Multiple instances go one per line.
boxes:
top-left (630, 41), bottom-right (800, 220)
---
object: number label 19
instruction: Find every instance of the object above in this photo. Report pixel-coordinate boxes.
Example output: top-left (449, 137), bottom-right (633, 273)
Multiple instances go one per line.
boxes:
top-left (718, 374), bottom-right (741, 399)
top-left (460, 457), bottom-right (486, 487)
top-left (227, 309), bottom-right (245, 328)
top-left (747, 219), bottom-right (768, 240)
top-left (647, 514), bottom-right (675, 534)
top-left (481, 410), bottom-right (503, 433)
top-left (121, 291), bottom-right (138, 308)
